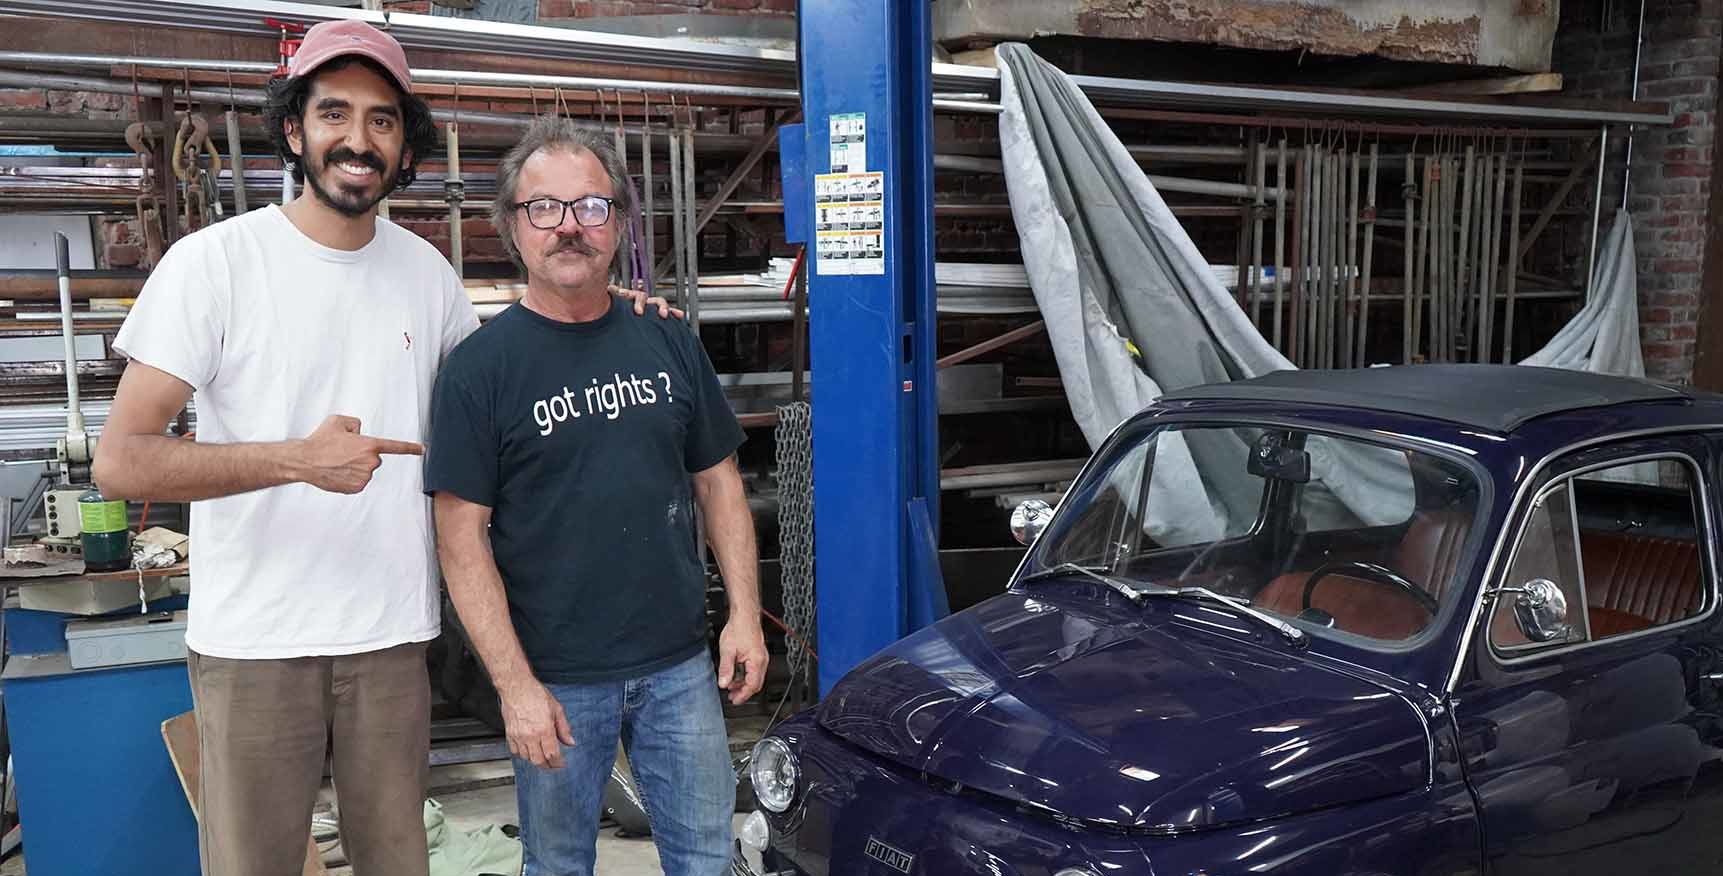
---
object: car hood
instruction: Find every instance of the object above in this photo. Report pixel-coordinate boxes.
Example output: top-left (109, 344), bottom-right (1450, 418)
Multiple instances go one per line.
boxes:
top-left (816, 589), bottom-right (1432, 832)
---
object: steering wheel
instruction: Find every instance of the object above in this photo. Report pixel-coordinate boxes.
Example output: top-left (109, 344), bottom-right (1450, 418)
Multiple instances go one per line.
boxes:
top-left (1301, 561), bottom-right (1439, 616)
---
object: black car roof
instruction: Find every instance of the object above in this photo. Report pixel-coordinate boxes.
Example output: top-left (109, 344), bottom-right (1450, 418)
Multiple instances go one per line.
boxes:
top-left (1159, 364), bottom-right (1694, 432)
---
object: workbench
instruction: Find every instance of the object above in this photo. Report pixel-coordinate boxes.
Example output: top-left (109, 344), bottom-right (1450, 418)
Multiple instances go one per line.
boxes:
top-left (1, 567), bottom-right (198, 876)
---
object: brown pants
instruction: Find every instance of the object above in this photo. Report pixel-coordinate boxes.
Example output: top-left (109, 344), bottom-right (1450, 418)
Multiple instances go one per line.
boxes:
top-left (188, 642), bottom-right (432, 876)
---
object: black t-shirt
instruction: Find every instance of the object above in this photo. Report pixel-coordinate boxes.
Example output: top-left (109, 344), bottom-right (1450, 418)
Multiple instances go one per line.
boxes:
top-left (424, 298), bottom-right (745, 683)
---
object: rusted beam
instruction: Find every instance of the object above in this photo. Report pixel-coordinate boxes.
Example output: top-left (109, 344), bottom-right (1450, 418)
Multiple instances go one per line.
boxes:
top-left (0, 273), bottom-right (146, 300)
top-left (937, 320), bottom-right (1046, 370)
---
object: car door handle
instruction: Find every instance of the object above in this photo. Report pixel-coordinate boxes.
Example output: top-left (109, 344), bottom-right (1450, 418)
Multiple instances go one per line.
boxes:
top-left (1703, 672), bottom-right (1723, 683)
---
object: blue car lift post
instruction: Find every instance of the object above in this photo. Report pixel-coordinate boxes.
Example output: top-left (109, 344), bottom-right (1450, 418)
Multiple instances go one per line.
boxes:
top-left (795, 0), bottom-right (947, 695)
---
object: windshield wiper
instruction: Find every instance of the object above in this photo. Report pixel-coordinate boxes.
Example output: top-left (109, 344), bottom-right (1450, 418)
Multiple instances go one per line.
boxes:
top-left (1019, 563), bottom-right (1149, 604)
top-left (1022, 564), bottom-right (1306, 647)
top-left (1163, 585), bottom-right (1307, 647)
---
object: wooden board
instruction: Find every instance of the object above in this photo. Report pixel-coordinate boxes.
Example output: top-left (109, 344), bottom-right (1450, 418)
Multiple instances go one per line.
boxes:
top-left (160, 712), bottom-right (329, 876)
top-left (1396, 73), bottom-right (1565, 96)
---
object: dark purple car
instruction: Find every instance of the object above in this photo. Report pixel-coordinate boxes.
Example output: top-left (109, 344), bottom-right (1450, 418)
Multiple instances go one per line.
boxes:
top-left (742, 364), bottom-right (1723, 876)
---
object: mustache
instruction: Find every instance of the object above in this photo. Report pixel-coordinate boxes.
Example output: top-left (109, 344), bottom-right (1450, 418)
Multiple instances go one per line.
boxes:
top-left (545, 237), bottom-right (599, 257)
top-left (324, 148), bottom-right (386, 175)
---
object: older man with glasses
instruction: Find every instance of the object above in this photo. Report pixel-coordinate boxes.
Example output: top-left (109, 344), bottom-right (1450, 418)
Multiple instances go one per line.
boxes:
top-left (424, 115), bottom-right (766, 876)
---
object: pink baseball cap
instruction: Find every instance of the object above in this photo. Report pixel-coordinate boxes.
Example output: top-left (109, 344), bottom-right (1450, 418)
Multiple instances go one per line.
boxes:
top-left (288, 19), bottom-right (413, 93)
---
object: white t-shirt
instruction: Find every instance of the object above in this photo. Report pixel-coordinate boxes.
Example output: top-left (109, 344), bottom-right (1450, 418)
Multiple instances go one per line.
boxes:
top-left (113, 205), bottom-right (480, 659)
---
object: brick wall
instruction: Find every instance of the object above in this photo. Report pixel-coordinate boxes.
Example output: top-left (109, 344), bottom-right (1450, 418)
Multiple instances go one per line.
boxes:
top-left (1552, 0), bottom-right (1723, 384)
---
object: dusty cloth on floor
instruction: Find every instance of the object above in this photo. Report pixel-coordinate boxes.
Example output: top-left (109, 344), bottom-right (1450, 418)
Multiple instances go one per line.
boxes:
top-left (425, 798), bottom-right (523, 876)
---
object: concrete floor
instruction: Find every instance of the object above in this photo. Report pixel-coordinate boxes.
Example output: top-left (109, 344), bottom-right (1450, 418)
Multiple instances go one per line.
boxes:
top-left (0, 760), bottom-right (762, 876)
top-left (318, 760), bottom-right (760, 875)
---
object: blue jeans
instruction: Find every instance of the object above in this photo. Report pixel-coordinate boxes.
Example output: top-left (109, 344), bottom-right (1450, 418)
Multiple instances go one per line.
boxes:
top-left (513, 650), bottom-right (735, 876)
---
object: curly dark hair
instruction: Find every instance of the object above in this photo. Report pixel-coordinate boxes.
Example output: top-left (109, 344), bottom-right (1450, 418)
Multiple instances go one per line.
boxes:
top-left (262, 55), bottom-right (437, 191)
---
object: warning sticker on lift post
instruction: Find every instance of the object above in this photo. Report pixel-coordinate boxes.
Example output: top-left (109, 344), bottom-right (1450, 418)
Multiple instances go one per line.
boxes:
top-left (829, 112), bottom-right (866, 173)
top-left (813, 172), bottom-right (885, 276)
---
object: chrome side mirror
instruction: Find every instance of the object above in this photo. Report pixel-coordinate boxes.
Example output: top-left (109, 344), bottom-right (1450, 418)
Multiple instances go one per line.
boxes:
top-left (1494, 578), bottom-right (1571, 643)
top-left (1010, 499), bottom-right (1054, 546)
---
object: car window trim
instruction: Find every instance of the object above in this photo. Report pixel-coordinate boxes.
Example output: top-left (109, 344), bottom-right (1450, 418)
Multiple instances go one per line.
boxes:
top-left (1481, 448), bottom-right (1719, 667)
top-left (1013, 414), bottom-right (1493, 661)
top-left (1445, 424), bottom-right (1723, 693)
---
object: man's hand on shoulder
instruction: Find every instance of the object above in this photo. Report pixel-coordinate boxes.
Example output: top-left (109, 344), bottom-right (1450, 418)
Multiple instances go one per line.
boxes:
top-left (609, 283), bottom-right (684, 320)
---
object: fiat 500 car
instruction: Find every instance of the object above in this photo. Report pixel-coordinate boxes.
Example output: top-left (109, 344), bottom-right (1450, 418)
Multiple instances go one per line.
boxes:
top-left (744, 364), bottom-right (1723, 876)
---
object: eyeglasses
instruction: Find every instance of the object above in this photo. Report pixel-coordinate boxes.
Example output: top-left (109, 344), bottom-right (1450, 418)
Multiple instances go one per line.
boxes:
top-left (514, 196), bottom-right (615, 230)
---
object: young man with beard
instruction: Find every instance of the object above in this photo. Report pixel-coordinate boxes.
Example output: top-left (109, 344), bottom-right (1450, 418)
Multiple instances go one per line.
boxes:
top-left (101, 20), bottom-right (482, 876)
top-left (426, 116), bottom-right (768, 876)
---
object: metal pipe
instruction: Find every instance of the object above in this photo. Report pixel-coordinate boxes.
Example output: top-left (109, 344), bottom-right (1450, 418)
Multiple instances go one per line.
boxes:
top-left (446, 122), bottom-right (464, 279)
top-left (642, 101), bottom-right (655, 297)
top-left (411, 67), bottom-right (797, 102)
top-left (224, 109), bottom-right (248, 214)
top-left (1467, 152), bottom-right (1487, 361)
top-left (1302, 147), bottom-right (1317, 367)
top-left (1622, 0), bottom-right (1648, 210)
top-left (1334, 151), bottom-right (1347, 368)
top-left (1471, 149), bottom-right (1490, 360)
top-left (1441, 153), bottom-right (1456, 361)
top-left (1402, 153), bottom-right (1415, 363)
top-left (611, 102), bottom-right (631, 290)
top-left (1419, 149), bottom-right (1433, 360)
top-left (937, 320), bottom-right (1046, 369)
top-left (0, 52), bottom-right (798, 102)
top-left (1148, 174), bottom-right (1286, 203)
top-left (0, 69), bottom-right (760, 144)
top-left (1586, 126), bottom-right (1610, 300)
top-left (1305, 147), bottom-right (1319, 367)
top-left (1288, 149), bottom-right (1306, 364)
top-left (1332, 150), bottom-right (1345, 368)
top-left (1250, 136), bottom-right (1267, 327)
top-left (1414, 156), bottom-right (1432, 361)
top-left (668, 127), bottom-right (685, 305)
top-left (683, 125), bottom-right (700, 329)
top-left (52, 234), bottom-right (83, 438)
top-left (1317, 149), bottom-right (1330, 368)
top-left (1356, 144), bottom-right (1378, 367)
top-left (1344, 150), bottom-right (1360, 369)
top-left (1481, 153), bottom-right (1502, 362)
top-left (1234, 143), bottom-right (1251, 312)
top-left (1456, 145), bottom-right (1476, 363)
top-left (1272, 140), bottom-right (1287, 351)
top-left (1485, 153), bottom-right (1508, 364)
top-left (1503, 160), bottom-right (1524, 363)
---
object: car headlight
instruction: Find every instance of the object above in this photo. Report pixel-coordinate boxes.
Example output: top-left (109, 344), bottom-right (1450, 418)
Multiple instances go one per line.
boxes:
top-left (748, 736), bottom-right (800, 813)
top-left (1054, 870), bottom-right (1096, 876)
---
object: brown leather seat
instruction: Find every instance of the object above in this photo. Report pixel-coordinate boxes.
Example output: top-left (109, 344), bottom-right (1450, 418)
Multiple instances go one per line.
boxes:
top-left (1256, 510), bottom-right (1471, 639)
top-left (1579, 531), bottom-right (1703, 627)
top-left (1490, 531), bottom-right (1700, 648)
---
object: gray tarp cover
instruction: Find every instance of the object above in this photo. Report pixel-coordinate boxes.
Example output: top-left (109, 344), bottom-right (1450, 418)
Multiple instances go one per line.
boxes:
top-left (995, 43), bottom-right (1650, 538)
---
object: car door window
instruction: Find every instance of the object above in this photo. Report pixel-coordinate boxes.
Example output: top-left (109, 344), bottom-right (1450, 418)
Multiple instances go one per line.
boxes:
top-left (1492, 481), bottom-right (1587, 650)
top-left (1570, 459), bottom-right (1707, 639)
top-left (1491, 454), bottom-right (1711, 653)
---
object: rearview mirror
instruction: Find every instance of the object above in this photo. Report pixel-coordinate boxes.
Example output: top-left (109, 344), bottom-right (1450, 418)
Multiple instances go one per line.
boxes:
top-left (1248, 432), bottom-right (1311, 483)
top-left (1010, 499), bottom-right (1054, 546)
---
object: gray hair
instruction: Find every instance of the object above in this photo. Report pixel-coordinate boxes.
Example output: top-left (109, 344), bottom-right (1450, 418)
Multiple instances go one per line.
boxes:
top-left (491, 115), bottom-right (635, 276)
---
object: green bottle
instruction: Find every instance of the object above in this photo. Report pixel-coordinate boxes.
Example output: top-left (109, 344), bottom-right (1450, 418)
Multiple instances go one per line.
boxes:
top-left (77, 489), bottom-right (130, 573)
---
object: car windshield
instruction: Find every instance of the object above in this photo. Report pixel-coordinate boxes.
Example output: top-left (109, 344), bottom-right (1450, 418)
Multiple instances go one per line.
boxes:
top-left (1023, 422), bottom-right (1482, 644)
